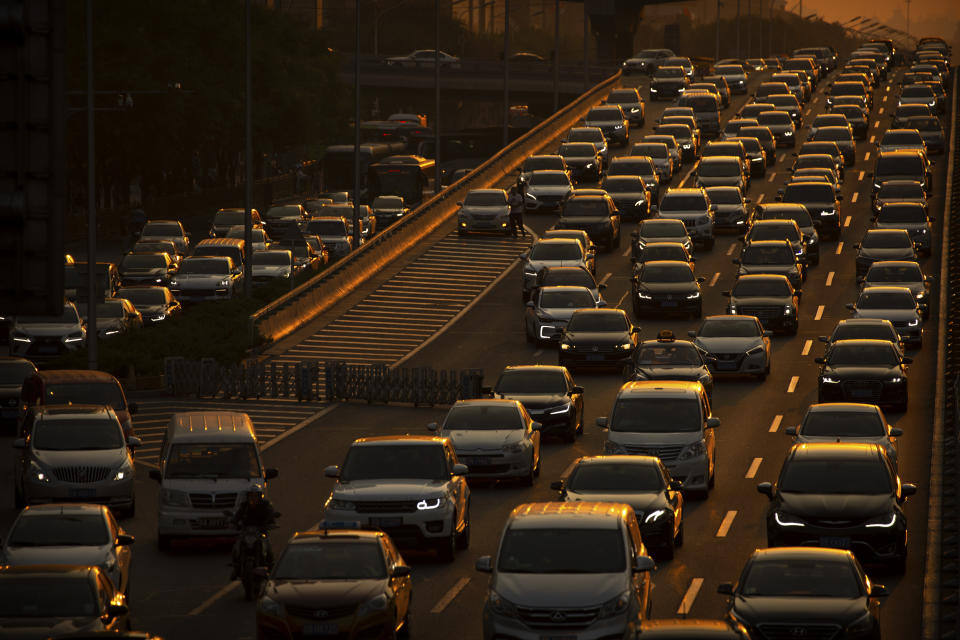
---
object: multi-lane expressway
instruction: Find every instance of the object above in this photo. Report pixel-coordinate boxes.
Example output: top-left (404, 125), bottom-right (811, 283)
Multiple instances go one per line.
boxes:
top-left (0, 63), bottom-right (946, 639)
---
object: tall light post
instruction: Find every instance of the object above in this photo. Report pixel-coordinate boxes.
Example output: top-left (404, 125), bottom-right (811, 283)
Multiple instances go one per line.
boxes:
top-left (905, 0), bottom-right (911, 37)
top-left (503, 0), bottom-right (510, 147)
top-left (434, 0), bottom-right (441, 193)
top-left (243, 0), bottom-right (253, 298)
top-left (715, 0), bottom-right (721, 62)
top-left (85, 0), bottom-right (98, 370)
top-left (352, 0), bottom-right (361, 243)
top-left (582, 1), bottom-right (588, 91)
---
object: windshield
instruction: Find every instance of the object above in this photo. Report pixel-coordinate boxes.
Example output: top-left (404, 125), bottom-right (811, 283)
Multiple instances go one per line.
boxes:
top-left (802, 411), bottom-right (884, 437)
top-left (497, 528), bottom-right (625, 573)
top-left (833, 324), bottom-right (897, 342)
top-left (165, 443), bottom-right (261, 479)
top-left (794, 157), bottom-right (834, 171)
top-left (372, 196), bottom-right (402, 209)
top-left (705, 189), bottom-right (741, 205)
top-left (699, 318), bottom-right (760, 337)
top-left (901, 86), bottom-right (934, 98)
top-left (655, 67), bottom-right (683, 78)
top-left (635, 344), bottom-right (701, 365)
top-left (496, 370), bottom-right (566, 394)
top-left (568, 463), bottom-right (663, 492)
top-left (569, 130), bottom-right (603, 143)
top-left (642, 246), bottom-right (686, 261)
top-left (587, 107), bottom-right (621, 120)
top-left (764, 209), bottom-right (812, 226)
top-left (659, 194), bottom-right (708, 212)
top-left (542, 269), bottom-right (595, 289)
top-left (567, 312), bottom-right (627, 332)
top-left (698, 160), bottom-right (739, 177)
top-left (33, 417), bottom-right (123, 451)
top-left (602, 178), bottom-right (643, 193)
top-left (19, 305), bottom-right (80, 325)
top-left (877, 183), bottom-right (924, 200)
top-left (882, 132), bottom-right (923, 146)
top-left (226, 227), bottom-right (265, 241)
top-left (120, 254), bottom-right (166, 269)
top-left (563, 200), bottom-right (608, 217)
top-left (539, 289), bottom-right (596, 309)
top-left (814, 129), bottom-right (851, 142)
top-left (682, 96), bottom-right (718, 111)
top-left (559, 143), bottom-right (596, 158)
top-left (832, 83), bottom-right (866, 97)
top-left (784, 184), bottom-right (834, 201)
top-left (530, 172), bottom-right (570, 186)
top-left (741, 244), bottom-right (794, 265)
top-left (0, 577), bottom-right (97, 617)
top-left (910, 117), bottom-right (942, 131)
top-left (716, 65), bottom-right (744, 75)
top-left (43, 382), bottom-right (126, 411)
top-left (758, 112), bottom-right (792, 125)
top-left (523, 157), bottom-right (562, 172)
top-left (142, 222), bottom-right (181, 236)
top-left (529, 243), bottom-right (582, 261)
top-left (265, 206), bottom-right (301, 219)
top-left (656, 126), bottom-right (690, 140)
top-left (252, 252), bottom-right (290, 266)
top-left (611, 397), bottom-right (701, 433)
top-left (340, 444), bottom-right (447, 481)
top-left (608, 90), bottom-right (638, 102)
top-left (464, 192), bottom-right (506, 206)
top-left (214, 211), bottom-right (246, 226)
top-left (272, 542), bottom-right (386, 580)
top-left (8, 514), bottom-right (109, 546)
top-left (732, 279), bottom-right (790, 297)
top-left (92, 302), bottom-right (124, 318)
top-left (306, 220), bottom-right (347, 236)
top-left (740, 559), bottom-right (861, 597)
top-left (834, 106), bottom-right (865, 120)
top-left (179, 259), bottom-right (229, 275)
top-left (641, 221), bottom-right (685, 238)
top-left (750, 226), bottom-right (800, 242)
top-left (780, 458), bottom-right (892, 494)
top-left (828, 342), bottom-right (900, 365)
top-left (444, 405), bottom-right (522, 430)
top-left (878, 205), bottom-right (925, 223)
top-left (640, 264), bottom-right (693, 283)
top-left (866, 265), bottom-right (922, 283)
top-left (876, 156), bottom-right (923, 175)
top-left (857, 290), bottom-right (916, 310)
top-left (117, 288), bottom-right (167, 307)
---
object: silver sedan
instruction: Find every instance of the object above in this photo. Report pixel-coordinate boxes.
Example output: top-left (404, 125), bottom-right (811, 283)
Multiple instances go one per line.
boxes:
top-left (524, 286), bottom-right (603, 344)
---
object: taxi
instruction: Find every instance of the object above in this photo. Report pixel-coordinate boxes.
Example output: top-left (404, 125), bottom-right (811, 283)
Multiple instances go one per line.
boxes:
top-left (256, 525), bottom-right (412, 640)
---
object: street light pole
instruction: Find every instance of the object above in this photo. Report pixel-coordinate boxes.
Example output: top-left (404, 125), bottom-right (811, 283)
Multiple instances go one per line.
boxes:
top-left (552, 0), bottom-right (559, 113)
top-left (736, 0), bottom-right (740, 61)
top-left (434, 0), bottom-right (441, 194)
top-left (715, 0), bottom-right (721, 62)
top-left (352, 0), bottom-right (361, 244)
top-left (243, 0), bottom-right (253, 298)
top-left (85, 0), bottom-right (97, 370)
top-left (582, 1), bottom-right (588, 91)
top-left (503, 0), bottom-right (509, 147)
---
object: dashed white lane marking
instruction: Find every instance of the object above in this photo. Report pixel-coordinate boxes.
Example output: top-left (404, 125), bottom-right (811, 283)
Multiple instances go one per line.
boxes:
top-left (858, 170), bottom-right (865, 181)
top-left (188, 583), bottom-right (238, 616)
top-left (778, 153), bottom-right (786, 162)
top-left (726, 243), bottom-right (737, 256)
top-left (815, 305), bottom-right (825, 320)
top-left (851, 192), bottom-right (859, 203)
top-left (616, 290), bottom-right (630, 309)
top-left (864, 151), bottom-right (871, 161)
top-left (678, 165), bottom-right (696, 188)
top-left (716, 510), bottom-right (738, 537)
top-left (844, 215), bottom-right (852, 228)
top-left (836, 242), bottom-right (844, 255)
top-left (886, 85), bottom-right (891, 92)
top-left (767, 172), bottom-right (777, 182)
top-left (804, 107), bottom-right (811, 116)
top-left (811, 96), bottom-right (819, 104)
top-left (802, 339), bottom-right (812, 356)
top-left (882, 94), bottom-right (888, 102)
top-left (826, 271), bottom-right (835, 286)
top-left (870, 135), bottom-right (876, 144)
top-left (757, 193), bottom-right (765, 203)
top-left (709, 272), bottom-right (720, 287)
top-left (599, 272), bottom-right (612, 286)
top-left (769, 414), bottom-right (783, 432)
top-left (622, 246), bottom-right (632, 257)
top-left (874, 120), bottom-right (880, 128)
top-left (677, 578), bottom-right (704, 616)
top-left (745, 458), bottom-right (763, 479)
top-left (431, 577), bottom-right (471, 614)
top-left (787, 376), bottom-right (800, 393)
top-left (878, 107), bottom-right (884, 114)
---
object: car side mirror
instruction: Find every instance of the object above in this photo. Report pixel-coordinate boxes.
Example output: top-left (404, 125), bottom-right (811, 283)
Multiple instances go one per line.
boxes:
top-left (596, 417), bottom-right (608, 428)
top-left (427, 422), bottom-right (439, 432)
top-left (265, 468), bottom-right (279, 481)
top-left (571, 385), bottom-right (584, 395)
top-left (531, 421), bottom-right (542, 431)
top-left (324, 465), bottom-right (340, 478)
top-left (128, 402), bottom-right (138, 415)
top-left (687, 330), bottom-right (697, 338)
top-left (784, 426), bottom-right (798, 436)
top-left (476, 555), bottom-right (494, 572)
top-left (391, 565), bottom-right (412, 578)
top-left (902, 356), bottom-right (913, 365)
top-left (550, 480), bottom-right (564, 491)
top-left (717, 582), bottom-right (734, 595)
top-left (107, 603), bottom-right (129, 617)
top-left (115, 534), bottom-right (135, 546)
top-left (845, 303), bottom-right (855, 310)
top-left (814, 357), bottom-right (826, 364)
top-left (870, 584), bottom-right (889, 597)
top-left (149, 468), bottom-right (162, 482)
top-left (451, 463), bottom-right (469, 476)
top-left (633, 556), bottom-right (656, 572)
top-left (126, 436), bottom-right (142, 448)
top-left (890, 427), bottom-right (903, 437)
top-left (902, 483), bottom-right (918, 497)
top-left (706, 417), bottom-right (721, 429)
top-left (757, 481), bottom-right (774, 498)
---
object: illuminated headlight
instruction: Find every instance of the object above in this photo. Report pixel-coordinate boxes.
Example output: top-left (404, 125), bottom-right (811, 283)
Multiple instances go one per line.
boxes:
top-left (169, 280), bottom-right (179, 288)
top-left (746, 345), bottom-right (765, 356)
top-left (525, 192), bottom-right (537, 201)
top-left (613, 124), bottom-right (624, 130)
top-left (219, 278), bottom-right (232, 287)
top-left (908, 318), bottom-right (919, 327)
top-left (821, 209), bottom-right (836, 216)
top-left (30, 463), bottom-right (50, 483)
top-left (889, 377), bottom-right (904, 384)
top-left (523, 266), bottom-right (537, 275)
top-left (258, 595), bottom-right (285, 617)
top-left (865, 512), bottom-right (898, 528)
top-left (155, 278), bottom-right (164, 283)
top-left (547, 404), bottom-right (572, 414)
top-left (682, 143), bottom-right (692, 149)
top-left (63, 332), bottom-right (84, 344)
top-left (617, 342), bottom-right (633, 350)
top-left (821, 376), bottom-right (840, 384)
top-left (417, 497), bottom-right (445, 510)
top-left (630, 107), bottom-right (639, 113)
top-left (774, 511), bottom-right (805, 527)
top-left (636, 291), bottom-right (652, 300)
top-left (783, 306), bottom-right (794, 316)
top-left (151, 313), bottom-right (166, 322)
top-left (678, 87), bottom-right (685, 93)
top-left (358, 593), bottom-right (389, 616)
top-left (920, 228), bottom-right (928, 234)
top-left (784, 130), bottom-right (794, 136)
top-left (113, 462), bottom-right (132, 481)
top-left (102, 329), bottom-right (120, 336)
top-left (645, 508), bottom-right (667, 523)
top-left (11, 332), bottom-right (31, 344)
top-left (584, 163), bottom-right (595, 169)
top-left (686, 292), bottom-right (700, 299)
top-left (650, 87), bottom-right (658, 92)
top-left (807, 236), bottom-right (817, 245)
top-left (729, 305), bottom-right (737, 314)
top-left (560, 343), bottom-right (571, 350)
top-left (634, 200), bottom-right (645, 207)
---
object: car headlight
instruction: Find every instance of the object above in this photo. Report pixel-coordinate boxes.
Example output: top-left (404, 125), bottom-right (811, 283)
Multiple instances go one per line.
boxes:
top-left (630, 107), bottom-right (639, 113)
top-left (618, 342), bottom-right (633, 350)
top-left (489, 590), bottom-right (518, 617)
top-left (644, 508), bottom-right (667, 523)
top-left (920, 228), bottom-right (928, 234)
top-left (169, 280), bottom-right (178, 288)
top-left (30, 462), bottom-right (51, 483)
top-left (161, 488), bottom-right (190, 506)
top-left (908, 318), bottom-right (919, 327)
top-left (357, 593), bottom-right (389, 616)
top-left (889, 377), bottom-right (903, 384)
top-left (547, 404), bottom-right (572, 414)
top-left (151, 313), bottom-right (166, 322)
top-left (417, 497), bottom-right (445, 510)
top-left (63, 331), bottom-right (84, 343)
top-left (219, 278), bottom-right (232, 287)
top-left (784, 306), bottom-right (793, 315)
top-left (807, 236), bottom-right (817, 245)
top-left (847, 611), bottom-right (876, 634)
top-left (636, 291), bottom-right (652, 300)
top-left (686, 292), bottom-right (700, 299)
top-left (784, 130), bottom-right (794, 136)
top-left (560, 342), bottom-right (571, 350)
top-left (258, 595), bottom-right (284, 617)
top-left (328, 497), bottom-right (356, 510)
top-left (650, 87), bottom-right (658, 92)
top-left (503, 441), bottom-right (526, 454)
top-left (604, 440), bottom-right (627, 454)
top-left (728, 305), bottom-right (737, 314)
top-left (774, 511), bottom-right (805, 527)
top-left (746, 345), bottom-right (765, 356)
top-left (677, 440), bottom-right (706, 460)
top-left (634, 200), bottom-right (645, 207)
top-left (102, 329), bottom-right (120, 336)
top-left (682, 143), bottom-right (692, 149)
top-left (113, 462), bottom-right (132, 481)
top-left (584, 163), bottom-right (595, 169)
top-left (821, 376), bottom-right (840, 384)
top-left (599, 589), bottom-right (632, 618)
top-left (865, 512), bottom-right (898, 528)
top-left (525, 193), bottom-right (537, 201)
top-left (11, 332), bottom-right (32, 344)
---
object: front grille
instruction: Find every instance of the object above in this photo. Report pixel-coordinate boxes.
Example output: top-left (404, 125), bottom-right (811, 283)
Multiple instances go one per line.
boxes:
top-left (473, 213), bottom-right (497, 221)
top-left (354, 500), bottom-right (418, 513)
top-left (179, 289), bottom-right (218, 298)
top-left (841, 380), bottom-right (883, 400)
top-left (516, 606), bottom-right (601, 630)
top-left (286, 602), bottom-right (358, 619)
top-left (756, 623), bottom-right (842, 640)
top-left (622, 444), bottom-right (685, 461)
top-left (189, 492), bottom-right (238, 509)
top-left (52, 466), bottom-right (111, 483)
top-left (738, 306), bottom-right (781, 321)
top-left (467, 464), bottom-right (512, 474)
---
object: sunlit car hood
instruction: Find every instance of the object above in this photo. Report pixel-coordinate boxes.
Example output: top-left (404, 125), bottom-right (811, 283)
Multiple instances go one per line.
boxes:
top-left (633, 365), bottom-right (705, 381)
top-left (333, 479), bottom-right (448, 501)
top-left (564, 331), bottom-right (630, 345)
top-left (564, 490), bottom-right (665, 514)
top-left (852, 309), bottom-right (919, 322)
top-left (777, 491), bottom-right (894, 520)
top-left (535, 307), bottom-right (585, 323)
top-left (33, 448), bottom-right (128, 470)
top-left (695, 336), bottom-right (763, 353)
top-left (3, 545), bottom-right (109, 568)
top-left (495, 393), bottom-right (568, 411)
top-left (173, 274), bottom-right (231, 286)
top-left (0, 616), bottom-right (104, 639)
top-left (265, 578), bottom-right (382, 609)
top-left (252, 265), bottom-right (291, 278)
top-left (461, 204), bottom-right (508, 216)
top-left (493, 572), bottom-right (627, 609)
top-left (730, 295), bottom-right (791, 307)
top-left (732, 595), bottom-right (866, 626)
top-left (12, 322), bottom-right (82, 337)
top-left (443, 429), bottom-right (524, 450)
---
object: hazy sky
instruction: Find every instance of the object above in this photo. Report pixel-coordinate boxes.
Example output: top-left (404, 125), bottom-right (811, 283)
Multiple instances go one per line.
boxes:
top-left (799, 0), bottom-right (958, 42)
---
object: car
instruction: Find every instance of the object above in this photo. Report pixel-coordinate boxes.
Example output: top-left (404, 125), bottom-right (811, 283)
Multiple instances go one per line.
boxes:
top-left (891, 103), bottom-right (934, 128)
top-left (702, 75), bottom-right (732, 107)
top-left (657, 188), bottom-right (715, 250)
top-left (557, 141), bottom-right (602, 183)
top-left (653, 123), bottom-right (698, 161)
top-left (723, 274), bottom-right (800, 335)
top-left (130, 240), bottom-right (181, 266)
top-left (540, 229), bottom-right (596, 264)
top-left (385, 49), bottom-right (460, 68)
top-left (621, 48), bottom-right (675, 74)
top-left (169, 255), bottom-right (241, 302)
top-left (370, 195), bottom-right (409, 228)
top-left (739, 125), bottom-right (777, 163)
top-left (701, 140), bottom-right (748, 170)
top-left (457, 188), bottom-right (510, 235)
top-left (0, 564), bottom-right (130, 637)
top-left (630, 143), bottom-right (673, 183)
top-left (608, 155), bottom-right (662, 202)
top-left (758, 442), bottom-right (915, 571)
top-left (262, 204), bottom-right (309, 241)
top-left (209, 207), bottom-right (262, 238)
top-left (831, 104), bottom-right (869, 140)
top-left (557, 308), bottom-right (639, 371)
top-left (873, 202), bottom-right (934, 257)
top-left (605, 87), bottom-right (646, 126)
top-left (521, 239), bottom-right (593, 301)
top-left (520, 170), bottom-right (573, 215)
top-left (9, 302), bottom-right (86, 360)
top-left (808, 113), bottom-right (850, 137)
top-left (598, 380), bottom-right (719, 496)
top-left (738, 102), bottom-right (776, 120)
top-left (0, 357), bottom-right (34, 429)
top-left (534, 266), bottom-right (605, 305)
top-left (632, 241), bottom-right (694, 266)
top-left (848, 285), bottom-right (924, 348)
top-left (1, 503), bottom-right (134, 594)
top-left (13, 405), bottom-right (139, 514)
top-left (275, 236), bottom-right (327, 273)
top-left (552, 455), bottom-right (684, 559)
top-left (302, 216), bottom-right (354, 260)
top-left (718, 547), bottom-right (887, 636)
top-left (323, 436), bottom-right (470, 561)
top-left (779, 181), bottom-right (843, 240)
top-left (689, 315), bottom-right (772, 379)
top-left (714, 64), bottom-right (748, 93)
top-left (898, 83), bottom-right (938, 110)
top-left (829, 79), bottom-right (872, 109)
top-left (626, 330), bottom-right (714, 395)
top-left (488, 365), bottom-right (583, 442)
top-left (734, 239), bottom-right (804, 289)
top-left (631, 260), bottom-right (704, 318)
top-left (650, 65), bottom-right (689, 100)
top-left (853, 228), bottom-right (918, 278)
top-left (138, 219), bottom-right (190, 254)
top-left (117, 252), bottom-right (178, 287)
top-left (861, 260), bottom-right (932, 320)
top-left (904, 115), bottom-right (947, 154)
top-left (643, 134), bottom-right (683, 171)
top-left (250, 249), bottom-right (294, 284)
top-left (878, 128), bottom-right (929, 157)
top-left (225, 225), bottom-right (272, 252)
top-left (115, 286), bottom-right (180, 324)
top-left (744, 219), bottom-right (808, 266)
top-left (696, 156), bottom-right (747, 191)
top-left (554, 193), bottom-right (621, 251)
top-left (786, 403), bottom-right (901, 469)
top-left (632, 218), bottom-right (693, 260)
top-left (323, 203), bottom-right (376, 242)
top-left (770, 72), bottom-right (807, 101)
top-left (756, 110), bottom-right (796, 148)
top-left (600, 175), bottom-right (651, 221)
top-left (755, 81), bottom-right (791, 102)
top-left (816, 338), bottom-right (912, 410)
top-left (750, 203), bottom-right (819, 265)
top-left (519, 154), bottom-right (569, 183)
top-left (872, 179), bottom-right (928, 215)
top-left (256, 527), bottom-right (412, 640)
top-left (302, 198), bottom-right (333, 216)
top-left (566, 127), bottom-right (609, 168)
top-left (82, 299), bottom-right (142, 339)
top-left (810, 126), bottom-right (857, 166)
top-left (872, 149), bottom-right (933, 196)
top-left (729, 136), bottom-right (767, 177)
top-left (584, 105), bottom-right (630, 146)
top-left (790, 151), bottom-right (842, 183)
top-left (524, 285), bottom-right (602, 345)
top-left (767, 94), bottom-right (803, 126)
top-left (677, 91), bottom-right (721, 138)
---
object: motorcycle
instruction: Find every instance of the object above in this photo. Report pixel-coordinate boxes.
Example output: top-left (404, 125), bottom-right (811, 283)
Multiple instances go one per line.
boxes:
top-left (227, 510), bottom-right (280, 600)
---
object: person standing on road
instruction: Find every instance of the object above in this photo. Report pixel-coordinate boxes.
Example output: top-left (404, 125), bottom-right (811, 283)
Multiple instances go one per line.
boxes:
top-left (508, 185), bottom-right (526, 238)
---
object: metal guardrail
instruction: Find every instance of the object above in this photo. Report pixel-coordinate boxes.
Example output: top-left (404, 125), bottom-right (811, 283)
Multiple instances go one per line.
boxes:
top-left (248, 69), bottom-right (624, 346)
top-left (324, 362), bottom-right (484, 406)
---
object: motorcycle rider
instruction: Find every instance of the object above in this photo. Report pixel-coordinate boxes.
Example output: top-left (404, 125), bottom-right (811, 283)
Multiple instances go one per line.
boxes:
top-left (230, 489), bottom-right (277, 580)
top-left (508, 184), bottom-right (526, 238)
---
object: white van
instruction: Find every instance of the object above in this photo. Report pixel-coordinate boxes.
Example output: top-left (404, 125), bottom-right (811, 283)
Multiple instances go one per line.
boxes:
top-left (149, 412), bottom-right (278, 550)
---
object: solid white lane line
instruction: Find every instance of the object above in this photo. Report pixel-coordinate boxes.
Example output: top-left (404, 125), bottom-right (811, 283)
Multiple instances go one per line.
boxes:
top-left (826, 271), bottom-right (835, 286)
top-left (188, 583), bottom-right (239, 616)
top-left (864, 151), bottom-right (871, 161)
top-left (844, 215), bottom-right (852, 228)
top-left (815, 305), bottom-right (825, 320)
top-left (769, 414), bottom-right (783, 432)
top-left (677, 578), bottom-right (704, 616)
top-left (757, 193), bottom-right (765, 203)
top-left (787, 376), bottom-right (800, 393)
top-left (878, 107), bottom-right (884, 114)
top-left (746, 458), bottom-right (763, 479)
top-left (599, 272), bottom-right (613, 286)
top-left (851, 192), bottom-right (859, 203)
top-left (709, 272), bottom-right (720, 287)
top-left (767, 172), bottom-right (777, 182)
top-left (431, 578), bottom-right (471, 614)
top-left (616, 290), bottom-right (630, 309)
top-left (836, 242), bottom-right (844, 255)
top-left (716, 511), bottom-right (738, 537)
top-left (622, 246), bottom-right (632, 258)
top-left (802, 339), bottom-right (812, 356)
top-left (726, 243), bottom-right (737, 256)
top-left (858, 170), bottom-right (865, 181)
top-left (870, 135), bottom-right (876, 144)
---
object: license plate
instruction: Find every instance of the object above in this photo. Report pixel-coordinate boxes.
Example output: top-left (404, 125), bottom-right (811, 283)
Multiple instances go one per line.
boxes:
top-left (586, 354), bottom-right (604, 361)
top-left (303, 622), bottom-right (339, 636)
top-left (370, 517), bottom-right (402, 528)
top-left (850, 389), bottom-right (873, 398)
top-left (68, 488), bottom-right (95, 498)
top-left (465, 456), bottom-right (491, 466)
top-left (717, 362), bottom-right (737, 371)
top-left (820, 536), bottom-right (851, 549)
top-left (661, 301), bottom-right (678, 307)
top-left (38, 347), bottom-right (58, 354)
top-left (196, 518), bottom-right (227, 529)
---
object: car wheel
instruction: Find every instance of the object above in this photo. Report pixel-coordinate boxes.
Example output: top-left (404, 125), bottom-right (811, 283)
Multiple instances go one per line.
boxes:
top-left (437, 522), bottom-right (457, 562)
top-left (659, 534), bottom-right (676, 561)
top-left (456, 504), bottom-right (471, 550)
top-left (13, 480), bottom-right (25, 510)
top-left (675, 521), bottom-right (684, 547)
top-left (521, 455), bottom-right (536, 486)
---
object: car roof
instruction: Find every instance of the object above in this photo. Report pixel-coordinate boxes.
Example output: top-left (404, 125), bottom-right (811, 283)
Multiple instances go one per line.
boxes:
top-left (638, 619), bottom-right (746, 636)
top-left (859, 285), bottom-right (915, 295)
top-left (290, 529), bottom-right (383, 543)
top-left (352, 435), bottom-right (446, 446)
top-left (167, 412), bottom-right (256, 441)
top-left (20, 503), bottom-right (109, 517)
top-left (34, 405), bottom-right (116, 420)
top-left (789, 442), bottom-right (883, 461)
top-left (507, 501), bottom-right (632, 528)
top-left (617, 380), bottom-right (703, 397)
top-left (570, 308), bottom-right (628, 317)
top-left (0, 564), bottom-right (97, 578)
top-left (750, 546), bottom-right (854, 563)
top-left (735, 273), bottom-right (792, 283)
top-left (867, 260), bottom-right (922, 269)
top-left (640, 259), bottom-right (693, 270)
top-left (536, 286), bottom-right (594, 295)
top-left (806, 402), bottom-right (882, 415)
top-left (502, 364), bottom-right (567, 374)
top-left (452, 398), bottom-right (523, 409)
top-left (573, 454), bottom-right (661, 468)
top-left (535, 238), bottom-right (582, 246)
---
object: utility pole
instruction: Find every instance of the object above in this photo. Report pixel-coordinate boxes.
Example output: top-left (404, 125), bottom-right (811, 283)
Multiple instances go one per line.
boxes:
top-left (434, 0), bottom-right (441, 193)
top-left (747, 0), bottom-right (752, 58)
top-left (582, 2), bottom-right (588, 91)
top-left (85, 0), bottom-right (97, 370)
top-left (503, 0), bottom-right (510, 147)
top-left (352, 0), bottom-right (361, 244)
top-left (243, 0), bottom-right (253, 298)
top-left (736, 0), bottom-right (740, 61)
top-left (905, 0), bottom-right (911, 36)
top-left (553, 0), bottom-right (559, 113)
top-left (715, 0), bottom-right (721, 62)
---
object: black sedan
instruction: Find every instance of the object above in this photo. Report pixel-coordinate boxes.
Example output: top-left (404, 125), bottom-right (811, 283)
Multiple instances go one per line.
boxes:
top-left (557, 308), bottom-right (640, 371)
top-left (757, 442), bottom-right (915, 572)
top-left (816, 339), bottom-right (911, 411)
top-left (625, 331), bottom-right (714, 397)
top-left (0, 357), bottom-right (35, 430)
top-left (719, 547), bottom-right (887, 637)
top-left (489, 365), bottom-right (584, 443)
top-left (723, 274), bottom-right (800, 335)
top-left (631, 260), bottom-right (704, 318)
top-left (551, 455), bottom-right (684, 559)
top-left (558, 142), bottom-right (602, 183)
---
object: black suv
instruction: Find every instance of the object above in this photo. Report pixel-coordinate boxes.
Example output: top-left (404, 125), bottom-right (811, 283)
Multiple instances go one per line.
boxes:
top-left (555, 193), bottom-right (621, 251)
top-left (779, 181), bottom-right (843, 240)
top-left (724, 274), bottom-right (800, 335)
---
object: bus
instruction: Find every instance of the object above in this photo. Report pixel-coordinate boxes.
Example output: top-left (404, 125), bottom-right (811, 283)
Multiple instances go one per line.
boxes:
top-left (367, 155), bottom-right (436, 206)
top-left (321, 142), bottom-right (406, 199)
